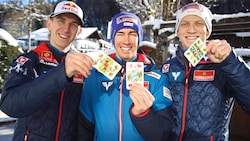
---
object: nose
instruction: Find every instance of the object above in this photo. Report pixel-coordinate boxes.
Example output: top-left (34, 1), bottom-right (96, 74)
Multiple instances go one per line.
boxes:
top-left (123, 34), bottom-right (131, 44)
top-left (187, 24), bottom-right (196, 33)
top-left (63, 23), bottom-right (71, 32)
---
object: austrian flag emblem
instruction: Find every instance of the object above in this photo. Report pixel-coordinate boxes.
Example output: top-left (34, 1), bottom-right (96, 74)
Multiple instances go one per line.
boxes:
top-left (193, 70), bottom-right (215, 81)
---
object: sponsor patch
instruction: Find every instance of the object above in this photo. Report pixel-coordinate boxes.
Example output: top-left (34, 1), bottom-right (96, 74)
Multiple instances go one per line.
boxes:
top-left (163, 86), bottom-right (172, 101)
top-left (161, 64), bottom-right (170, 73)
top-left (16, 56), bottom-right (29, 65)
top-left (73, 73), bottom-right (84, 83)
top-left (193, 70), bottom-right (215, 81)
top-left (116, 14), bottom-right (138, 25)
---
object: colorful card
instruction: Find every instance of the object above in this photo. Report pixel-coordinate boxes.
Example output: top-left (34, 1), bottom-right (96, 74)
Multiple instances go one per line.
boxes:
top-left (87, 52), bottom-right (121, 80)
top-left (126, 62), bottom-right (144, 90)
top-left (184, 38), bottom-right (206, 67)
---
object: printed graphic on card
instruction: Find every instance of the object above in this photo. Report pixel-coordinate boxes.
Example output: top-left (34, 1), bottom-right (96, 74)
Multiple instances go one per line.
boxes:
top-left (184, 38), bottom-right (206, 67)
top-left (86, 52), bottom-right (121, 80)
top-left (126, 62), bottom-right (144, 90)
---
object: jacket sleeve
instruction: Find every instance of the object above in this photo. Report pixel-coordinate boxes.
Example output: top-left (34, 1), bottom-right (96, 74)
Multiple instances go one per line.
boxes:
top-left (77, 112), bottom-right (95, 141)
top-left (78, 73), bottom-right (96, 140)
top-left (130, 106), bottom-right (173, 141)
top-left (0, 53), bottom-right (69, 117)
top-left (220, 50), bottom-right (250, 114)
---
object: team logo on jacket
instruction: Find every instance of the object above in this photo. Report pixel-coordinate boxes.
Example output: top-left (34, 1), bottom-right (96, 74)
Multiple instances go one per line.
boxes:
top-left (169, 71), bottom-right (184, 82)
top-left (16, 56), bottom-right (29, 65)
top-left (41, 51), bottom-right (53, 62)
top-left (10, 56), bottom-right (29, 75)
top-left (101, 81), bottom-right (114, 92)
top-left (193, 70), bottom-right (215, 81)
top-left (161, 64), bottom-right (170, 73)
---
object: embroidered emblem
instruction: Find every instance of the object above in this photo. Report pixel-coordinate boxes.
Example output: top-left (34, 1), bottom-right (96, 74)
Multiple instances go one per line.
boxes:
top-left (41, 51), bottom-right (53, 62)
top-left (16, 56), bottom-right (29, 65)
top-left (169, 71), bottom-right (183, 82)
top-left (162, 64), bottom-right (170, 73)
top-left (101, 81), bottom-right (114, 91)
top-left (73, 73), bottom-right (84, 83)
top-left (193, 70), bottom-right (215, 81)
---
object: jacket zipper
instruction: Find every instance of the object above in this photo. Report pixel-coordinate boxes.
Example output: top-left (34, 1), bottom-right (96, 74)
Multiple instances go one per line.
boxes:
top-left (118, 66), bottom-right (125, 141)
top-left (24, 129), bottom-right (29, 141)
top-left (55, 90), bottom-right (65, 141)
top-left (179, 62), bottom-right (192, 141)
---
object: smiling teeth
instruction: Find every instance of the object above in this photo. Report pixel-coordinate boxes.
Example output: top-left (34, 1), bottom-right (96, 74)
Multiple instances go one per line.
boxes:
top-left (187, 37), bottom-right (198, 40)
top-left (59, 34), bottom-right (69, 39)
top-left (121, 47), bottom-right (130, 51)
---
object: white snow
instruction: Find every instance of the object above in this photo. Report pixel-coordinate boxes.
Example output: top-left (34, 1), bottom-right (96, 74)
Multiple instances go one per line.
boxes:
top-left (139, 41), bottom-right (156, 49)
top-left (142, 12), bottom-right (250, 38)
top-left (234, 48), bottom-right (250, 56)
top-left (18, 27), bottom-right (99, 41)
top-left (0, 28), bottom-right (18, 47)
top-left (0, 110), bottom-right (15, 123)
top-left (213, 12), bottom-right (250, 23)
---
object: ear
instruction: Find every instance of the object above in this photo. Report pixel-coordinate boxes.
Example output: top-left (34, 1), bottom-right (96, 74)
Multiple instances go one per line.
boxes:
top-left (77, 27), bottom-right (82, 36)
top-left (46, 18), bottom-right (52, 32)
top-left (176, 31), bottom-right (180, 38)
top-left (206, 29), bottom-right (211, 39)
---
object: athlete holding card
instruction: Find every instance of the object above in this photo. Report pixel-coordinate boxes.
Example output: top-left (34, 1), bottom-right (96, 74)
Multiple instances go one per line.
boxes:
top-left (161, 3), bottom-right (250, 141)
top-left (78, 12), bottom-right (173, 141)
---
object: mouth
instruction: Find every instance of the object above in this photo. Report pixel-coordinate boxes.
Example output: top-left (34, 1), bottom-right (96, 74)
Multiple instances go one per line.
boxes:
top-left (120, 47), bottom-right (131, 52)
top-left (59, 33), bottom-right (69, 39)
top-left (185, 36), bottom-right (200, 43)
top-left (185, 36), bottom-right (199, 40)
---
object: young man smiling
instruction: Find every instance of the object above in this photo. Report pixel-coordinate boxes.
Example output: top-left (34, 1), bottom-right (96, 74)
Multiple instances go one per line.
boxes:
top-left (0, 1), bottom-right (94, 141)
top-left (78, 12), bottom-right (173, 141)
top-left (160, 2), bottom-right (250, 141)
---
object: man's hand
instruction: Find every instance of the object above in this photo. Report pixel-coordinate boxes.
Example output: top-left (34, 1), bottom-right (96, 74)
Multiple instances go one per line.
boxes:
top-left (129, 83), bottom-right (155, 115)
top-left (65, 51), bottom-right (94, 78)
top-left (206, 39), bottom-right (231, 63)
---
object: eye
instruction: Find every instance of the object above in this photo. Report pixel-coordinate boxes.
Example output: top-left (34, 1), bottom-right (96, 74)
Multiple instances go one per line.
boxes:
top-left (129, 32), bottom-right (137, 37)
top-left (57, 19), bottom-right (64, 23)
top-left (71, 22), bottom-right (78, 28)
top-left (196, 21), bottom-right (205, 26)
top-left (180, 22), bottom-right (188, 26)
top-left (116, 32), bottom-right (124, 37)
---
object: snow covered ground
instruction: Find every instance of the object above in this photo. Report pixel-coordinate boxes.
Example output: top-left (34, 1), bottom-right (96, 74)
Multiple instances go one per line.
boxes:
top-left (0, 110), bottom-right (16, 123)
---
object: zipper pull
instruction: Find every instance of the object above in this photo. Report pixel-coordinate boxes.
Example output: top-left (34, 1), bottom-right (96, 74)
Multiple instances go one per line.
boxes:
top-left (24, 129), bottom-right (29, 141)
